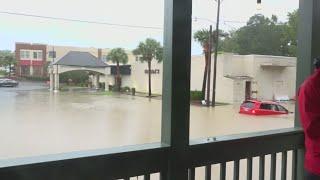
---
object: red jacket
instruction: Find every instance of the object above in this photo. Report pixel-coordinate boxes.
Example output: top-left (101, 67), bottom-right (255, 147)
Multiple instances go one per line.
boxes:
top-left (298, 69), bottom-right (320, 175)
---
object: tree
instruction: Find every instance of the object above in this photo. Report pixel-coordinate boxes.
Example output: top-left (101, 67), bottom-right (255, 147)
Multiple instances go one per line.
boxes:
top-left (285, 10), bottom-right (298, 57)
top-left (194, 29), bottom-right (225, 100)
top-left (220, 11), bottom-right (299, 57)
top-left (235, 14), bottom-right (284, 55)
top-left (133, 38), bottom-right (163, 97)
top-left (107, 48), bottom-right (129, 91)
top-left (0, 50), bottom-right (16, 77)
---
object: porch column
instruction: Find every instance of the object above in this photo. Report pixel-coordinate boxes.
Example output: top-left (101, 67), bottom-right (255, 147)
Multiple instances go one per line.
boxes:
top-left (92, 74), bottom-right (96, 89)
top-left (105, 76), bottom-right (109, 91)
top-left (91, 74), bottom-right (99, 89)
top-left (54, 65), bottom-right (59, 92)
top-left (49, 68), bottom-right (54, 91)
top-left (295, 0), bottom-right (320, 179)
top-left (96, 74), bottom-right (100, 89)
top-left (161, 0), bottom-right (192, 179)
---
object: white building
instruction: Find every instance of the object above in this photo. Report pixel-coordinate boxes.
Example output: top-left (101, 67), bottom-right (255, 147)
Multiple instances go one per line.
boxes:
top-left (106, 53), bottom-right (297, 104)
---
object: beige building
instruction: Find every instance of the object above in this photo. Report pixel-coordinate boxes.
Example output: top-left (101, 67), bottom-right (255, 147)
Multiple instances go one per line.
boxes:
top-left (17, 43), bottom-right (297, 104)
top-left (122, 53), bottom-right (296, 104)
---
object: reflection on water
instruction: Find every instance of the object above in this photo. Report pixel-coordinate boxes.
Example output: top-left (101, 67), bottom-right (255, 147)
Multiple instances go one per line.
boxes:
top-left (0, 82), bottom-right (294, 159)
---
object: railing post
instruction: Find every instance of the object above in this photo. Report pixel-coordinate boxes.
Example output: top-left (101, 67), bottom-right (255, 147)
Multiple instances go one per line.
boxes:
top-left (162, 0), bottom-right (192, 179)
top-left (296, 0), bottom-right (320, 179)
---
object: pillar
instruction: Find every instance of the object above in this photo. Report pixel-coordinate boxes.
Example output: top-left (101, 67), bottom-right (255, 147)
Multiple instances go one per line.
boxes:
top-left (54, 73), bottom-right (59, 92)
top-left (49, 71), bottom-right (54, 91)
top-left (161, 0), bottom-right (192, 179)
top-left (92, 74), bottom-right (100, 89)
top-left (54, 65), bottom-right (59, 92)
top-left (105, 76), bottom-right (109, 91)
top-left (96, 74), bottom-right (100, 89)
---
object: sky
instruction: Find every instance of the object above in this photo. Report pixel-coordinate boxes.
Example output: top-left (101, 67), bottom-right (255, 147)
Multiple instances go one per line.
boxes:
top-left (0, 0), bottom-right (299, 55)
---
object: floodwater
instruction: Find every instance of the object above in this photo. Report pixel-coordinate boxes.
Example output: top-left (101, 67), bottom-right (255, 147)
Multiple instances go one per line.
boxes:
top-left (0, 81), bottom-right (294, 162)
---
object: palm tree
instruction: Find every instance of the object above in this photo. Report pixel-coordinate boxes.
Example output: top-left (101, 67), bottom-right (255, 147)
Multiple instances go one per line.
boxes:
top-left (107, 48), bottom-right (128, 91)
top-left (133, 38), bottom-right (163, 97)
top-left (194, 29), bottom-right (225, 101)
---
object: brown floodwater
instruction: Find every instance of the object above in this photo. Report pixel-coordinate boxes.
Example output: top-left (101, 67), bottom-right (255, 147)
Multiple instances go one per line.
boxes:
top-left (0, 81), bottom-right (295, 179)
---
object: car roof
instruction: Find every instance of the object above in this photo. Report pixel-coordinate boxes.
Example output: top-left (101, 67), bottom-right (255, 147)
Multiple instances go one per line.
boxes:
top-left (244, 100), bottom-right (280, 105)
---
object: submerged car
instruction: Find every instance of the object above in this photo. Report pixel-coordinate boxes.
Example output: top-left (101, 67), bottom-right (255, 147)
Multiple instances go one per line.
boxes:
top-left (0, 79), bottom-right (19, 87)
top-left (239, 100), bottom-right (289, 115)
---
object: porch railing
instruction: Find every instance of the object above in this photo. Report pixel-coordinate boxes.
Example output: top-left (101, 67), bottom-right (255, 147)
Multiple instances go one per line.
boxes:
top-left (0, 128), bottom-right (303, 180)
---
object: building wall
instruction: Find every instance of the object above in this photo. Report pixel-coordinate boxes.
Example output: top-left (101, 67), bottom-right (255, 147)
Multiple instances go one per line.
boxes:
top-left (251, 55), bottom-right (297, 101)
top-left (46, 45), bottom-right (100, 63)
top-left (15, 43), bottom-right (47, 77)
top-left (215, 54), bottom-right (235, 103)
top-left (222, 54), bottom-right (297, 102)
top-left (102, 53), bottom-right (296, 104)
top-left (192, 54), bottom-right (234, 103)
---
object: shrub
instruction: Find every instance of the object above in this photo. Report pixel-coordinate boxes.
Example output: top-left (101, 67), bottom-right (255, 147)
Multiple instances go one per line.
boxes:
top-left (190, 90), bottom-right (203, 101)
top-left (25, 76), bottom-right (49, 81)
top-left (60, 71), bottom-right (89, 85)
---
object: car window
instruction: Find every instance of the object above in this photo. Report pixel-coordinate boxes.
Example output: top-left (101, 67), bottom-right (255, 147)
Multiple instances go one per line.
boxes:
top-left (277, 105), bottom-right (287, 112)
top-left (261, 103), bottom-right (280, 111)
top-left (242, 101), bottom-right (255, 109)
top-left (270, 104), bottom-right (278, 111)
top-left (260, 103), bottom-right (271, 110)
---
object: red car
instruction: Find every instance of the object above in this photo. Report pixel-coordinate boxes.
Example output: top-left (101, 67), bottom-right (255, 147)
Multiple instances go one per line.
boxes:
top-left (239, 100), bottom-right (289, 115)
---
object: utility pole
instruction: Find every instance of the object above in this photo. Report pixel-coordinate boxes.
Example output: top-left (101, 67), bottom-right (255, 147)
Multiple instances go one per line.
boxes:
top-left (211, 0), bottom-right (221, 107)
top-left (206, 25), bottom-right (213, 106)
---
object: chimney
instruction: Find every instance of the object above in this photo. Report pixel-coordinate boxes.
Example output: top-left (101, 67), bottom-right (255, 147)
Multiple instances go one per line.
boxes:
top-left (98, 48), bottom-right (102, 60)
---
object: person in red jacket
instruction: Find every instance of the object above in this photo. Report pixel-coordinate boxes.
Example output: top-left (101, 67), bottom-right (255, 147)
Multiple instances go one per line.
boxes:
top-left (298, 57), bottom-right (320, 179)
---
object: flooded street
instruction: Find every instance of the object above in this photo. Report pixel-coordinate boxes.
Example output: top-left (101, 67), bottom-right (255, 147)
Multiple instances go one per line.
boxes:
top-left (0, 82), bottom-right (294, 159)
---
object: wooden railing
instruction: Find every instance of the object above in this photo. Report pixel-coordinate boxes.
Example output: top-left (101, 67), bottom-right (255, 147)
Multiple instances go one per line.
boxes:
top-left (188, 128), bottom-right (304, 180)
top-left (0, 128), bottom-right (304, 180)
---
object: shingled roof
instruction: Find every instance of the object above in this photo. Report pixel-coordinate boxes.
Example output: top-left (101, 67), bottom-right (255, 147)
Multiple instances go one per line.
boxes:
top-left (53, 51), bottom-right (108, 68)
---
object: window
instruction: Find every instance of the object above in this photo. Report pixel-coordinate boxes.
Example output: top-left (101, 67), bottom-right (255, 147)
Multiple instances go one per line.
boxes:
top-left (277, 105), bottom-right (288, 112)
top-left (38, 51), bottom-right (43, 59)
top-left (49, 51), bottom-right (56, 58)
top-left (20, 66), bottom-right (30, 75)
top-left (33, 52), bottom-right (38, 59)
top-left (260, 103), bottom-right (278, 111)
top-left (33, 51), bottom-right (43, 60)
top-left (241, 101), bottom-right (254, 109)
top-left (20, 50), bottom-right (30, 59)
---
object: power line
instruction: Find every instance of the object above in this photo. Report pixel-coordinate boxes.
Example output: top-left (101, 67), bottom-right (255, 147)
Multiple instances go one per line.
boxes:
top-left (0, 10), bottom-right (246, 31)
top-left (0, 11), bottom-right (163, 30)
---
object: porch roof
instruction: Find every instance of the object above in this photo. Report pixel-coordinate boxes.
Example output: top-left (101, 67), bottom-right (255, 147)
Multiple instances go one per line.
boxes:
top-left (53, 51), bottom-right (108, 68)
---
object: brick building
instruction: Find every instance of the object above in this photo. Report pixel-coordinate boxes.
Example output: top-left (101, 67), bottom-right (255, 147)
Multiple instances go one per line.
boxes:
top-left (15, 43), bottom-right (47, 77)
top-left (15, 43), bottom-right (107, 78)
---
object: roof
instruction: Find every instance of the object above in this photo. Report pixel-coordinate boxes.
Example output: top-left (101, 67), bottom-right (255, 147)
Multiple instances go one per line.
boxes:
top-left (245, 100), bottom-right (280, 105)
top-left (53, 51), bottom-right (108, 68)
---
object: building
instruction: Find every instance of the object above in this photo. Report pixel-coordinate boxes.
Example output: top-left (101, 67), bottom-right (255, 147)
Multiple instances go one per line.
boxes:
top-left (15, 43), bottom-right (47, 77)
top-left (15, 42), bottom-right (297, 103)
top-left (119, 53), bottom-right (297, 104)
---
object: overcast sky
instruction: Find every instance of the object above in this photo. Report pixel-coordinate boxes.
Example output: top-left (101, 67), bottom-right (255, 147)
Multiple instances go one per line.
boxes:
top-left (0, 0), bottom-right (299, 54)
